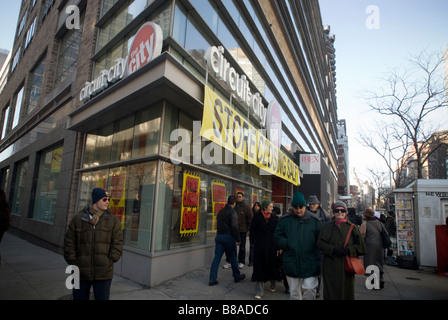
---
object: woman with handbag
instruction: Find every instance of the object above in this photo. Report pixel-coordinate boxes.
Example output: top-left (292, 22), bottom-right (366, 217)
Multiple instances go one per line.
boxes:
top-left (360, 208), bottom-right (386, 289)
top-left (318, 201), bottom-right (366, 300)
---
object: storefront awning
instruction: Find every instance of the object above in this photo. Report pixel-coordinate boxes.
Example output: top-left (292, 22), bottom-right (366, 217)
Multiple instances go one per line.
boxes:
top-left (68, 53), bottom-right (204, 133)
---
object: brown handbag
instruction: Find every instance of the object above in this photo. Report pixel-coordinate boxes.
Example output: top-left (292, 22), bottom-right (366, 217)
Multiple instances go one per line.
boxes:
top-left (344, 224), bottom-right (365, 275)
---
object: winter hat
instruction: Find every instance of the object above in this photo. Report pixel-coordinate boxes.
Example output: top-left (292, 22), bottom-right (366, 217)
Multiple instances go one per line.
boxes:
top-left (261, 200), bottom-right (272, 210)
top-left (307, 195), bottom-right (320, 204)
top-left (92, 188), bottom-right (109, 204)
top-left (363, 208), bottom-right (374, 218)
top-left (333, 201), bottom-right (347, 211)
top-left (291, 192), bottom-right (307, 207)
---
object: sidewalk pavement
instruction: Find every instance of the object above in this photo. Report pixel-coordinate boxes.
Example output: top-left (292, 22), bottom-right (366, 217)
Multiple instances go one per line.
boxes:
top-left (1, 231), bottom-right (448, 300)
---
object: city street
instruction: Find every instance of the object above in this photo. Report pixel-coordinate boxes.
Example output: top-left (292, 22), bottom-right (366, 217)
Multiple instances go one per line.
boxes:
top-left (1, 232), bottom-right (447, 301)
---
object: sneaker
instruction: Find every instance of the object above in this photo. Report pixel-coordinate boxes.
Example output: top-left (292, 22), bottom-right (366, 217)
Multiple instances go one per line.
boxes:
top-left (222, 263), bottom-right (231, 269)
top-left (270, 285), bottom-right (276, 292)
top-left (254, 295), bottom-right (262, 299)
top-left (238, 263), bottom-right (244, 269)
top-left (234, 273), bottom-right (246, 283)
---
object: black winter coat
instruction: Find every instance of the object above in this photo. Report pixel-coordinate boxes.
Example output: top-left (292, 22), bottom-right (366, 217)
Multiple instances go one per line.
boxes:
top-left (250, 211), bottom-right (282, 282)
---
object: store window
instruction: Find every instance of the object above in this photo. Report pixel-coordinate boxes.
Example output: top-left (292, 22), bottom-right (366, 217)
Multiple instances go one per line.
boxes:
top-left (153, 161), bottom-right (269, 252)
top-left (83, 103), bottom-right (162, 168)
top-left (31, 144), bottom-right (64, 223)
top-left (11, 158), bottom-right (29, 215)
top-left (79, 161), bottom-right (157, 251)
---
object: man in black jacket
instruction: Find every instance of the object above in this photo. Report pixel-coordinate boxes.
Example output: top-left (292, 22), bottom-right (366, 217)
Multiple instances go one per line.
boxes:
top-left (209, 196), bottom-right (246, 286)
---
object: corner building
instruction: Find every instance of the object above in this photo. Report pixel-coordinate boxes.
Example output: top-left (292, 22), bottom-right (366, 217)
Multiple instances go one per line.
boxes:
top-left (0, 0), bottom-right (338, 287)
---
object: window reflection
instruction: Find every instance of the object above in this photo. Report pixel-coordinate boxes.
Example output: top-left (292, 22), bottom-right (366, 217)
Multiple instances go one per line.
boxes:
top-left (83, 103), bottom-right (161, 168)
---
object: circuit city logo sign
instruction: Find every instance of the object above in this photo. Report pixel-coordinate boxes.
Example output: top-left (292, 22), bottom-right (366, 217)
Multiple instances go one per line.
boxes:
top-left (127, 22), bottom-right (163, 75)
top-left (79, 22), bottom-right (163, 103)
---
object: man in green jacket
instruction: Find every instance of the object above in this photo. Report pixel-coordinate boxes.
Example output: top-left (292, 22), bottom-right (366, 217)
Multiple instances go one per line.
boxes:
top-left (64, 188), bottom-right (123, 300)
top-left (274, 192), bottom-right (322, 300)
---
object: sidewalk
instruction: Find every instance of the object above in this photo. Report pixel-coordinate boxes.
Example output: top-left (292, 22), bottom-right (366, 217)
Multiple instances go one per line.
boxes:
top-left (1, 232), bottom-right (448, 300)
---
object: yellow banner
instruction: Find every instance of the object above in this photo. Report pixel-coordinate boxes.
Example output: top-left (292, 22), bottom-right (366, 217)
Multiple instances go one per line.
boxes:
top-left (201, 86), bottom-right (300, 186)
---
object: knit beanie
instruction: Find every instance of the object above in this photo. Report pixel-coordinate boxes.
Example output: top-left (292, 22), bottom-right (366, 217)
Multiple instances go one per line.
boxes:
top-left (291, 192), bottom-right (306, 207)
top-left (261, 200), bottom-right (272, 210)
top-left (333, 201), bottom-right (347, 210)
top-left (92, 188), bottom-right (109, 204)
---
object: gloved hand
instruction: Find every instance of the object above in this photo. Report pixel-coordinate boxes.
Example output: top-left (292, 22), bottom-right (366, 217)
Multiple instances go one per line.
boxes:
top-left (333, 247), bottom-right (347, 257)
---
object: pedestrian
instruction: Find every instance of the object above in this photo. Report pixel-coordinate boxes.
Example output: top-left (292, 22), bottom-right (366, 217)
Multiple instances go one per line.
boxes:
top-left (235, 192), bottom-right (253, 269)
top-left (347, 207), bottom-right (362, 226)
top-left (361, 207), bottom-right (386, 289)
top-left (385, 211), bottom-right (397, 263)
top-left (248, 202), bottom-right (261, 266)
top-left (0, 190), bottom-right (11, 265)
top-left (64, 188), bottom-right (123, 300)
top-left (275, 192), bottom-right (322, 300)
top-left (209, 195), bottom-right (246, 286)
top-left (318, 201), bottom-right (366, 300)
top-left (250, 200), bottom-right (282, 299)
top-left (307, 195), bottom-right (330, 224)
top-left (222, 192), bottom-right (252, 269)
top-left (272, 206), bottom-right (289, 294)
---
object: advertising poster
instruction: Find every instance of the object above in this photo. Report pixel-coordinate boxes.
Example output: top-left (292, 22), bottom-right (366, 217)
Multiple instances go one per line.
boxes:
top-left (109, 170), bottom-right (126, 229)
top-left (180, 172), bottom-right (201, 236)
top-left (211, 181), bottom-right (226, 231)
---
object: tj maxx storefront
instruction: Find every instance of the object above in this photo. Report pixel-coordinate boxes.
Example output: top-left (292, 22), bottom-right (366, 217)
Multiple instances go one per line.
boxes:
top-left (68, 20), bottom-right (299, 286)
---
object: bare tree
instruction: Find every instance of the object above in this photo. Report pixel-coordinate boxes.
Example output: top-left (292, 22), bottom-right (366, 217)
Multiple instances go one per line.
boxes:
top-left (359, 49), bottom-right (448, 187)
top-left (365, 167), bottom-right (390, 209)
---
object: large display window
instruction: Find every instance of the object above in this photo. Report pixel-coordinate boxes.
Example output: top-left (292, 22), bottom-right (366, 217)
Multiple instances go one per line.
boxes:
top-left (154, 161), bottom-right (268, 252)
top-left (31, 144), bottom-right (64, 223)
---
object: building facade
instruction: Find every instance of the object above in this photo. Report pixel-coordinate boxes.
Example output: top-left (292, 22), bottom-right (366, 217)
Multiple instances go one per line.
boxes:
top-left (337, 119), bottom-right (349, 196)
top-left (0, 0), bottom-right (338, 286)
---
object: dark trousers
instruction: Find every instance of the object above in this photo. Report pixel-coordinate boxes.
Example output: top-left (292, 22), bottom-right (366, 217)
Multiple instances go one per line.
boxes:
top-left (209, 234), bottom-right (240, 282)
top-left (73, 279), bottom-right (112, 300)
top-left (238, 232), bottom-right (247, 264)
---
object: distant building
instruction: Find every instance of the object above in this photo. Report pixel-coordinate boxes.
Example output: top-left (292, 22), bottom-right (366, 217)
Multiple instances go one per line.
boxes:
top-left (337, 119), bottom-right (349, 196)
top-left (0, 49), bottom-right (9, 70)
top-left (395, 130), bottom-right (448, 187)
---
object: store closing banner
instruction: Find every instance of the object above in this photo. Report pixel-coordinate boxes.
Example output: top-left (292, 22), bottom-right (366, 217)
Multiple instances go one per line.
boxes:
top-left (200, 86), bottom-right (300, 186)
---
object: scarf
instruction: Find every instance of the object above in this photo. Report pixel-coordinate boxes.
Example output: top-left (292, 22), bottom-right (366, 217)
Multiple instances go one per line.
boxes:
top-left (335, 218), bottom-right (347, 227)
top-left (89, 206), bottom-right (105, 226)
top-left (262, 210), bottom-right (271, 222)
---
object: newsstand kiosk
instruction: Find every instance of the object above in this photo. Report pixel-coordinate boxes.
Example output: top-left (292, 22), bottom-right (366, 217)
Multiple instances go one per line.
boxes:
top-left (393, 179), bottom-right (448, 272)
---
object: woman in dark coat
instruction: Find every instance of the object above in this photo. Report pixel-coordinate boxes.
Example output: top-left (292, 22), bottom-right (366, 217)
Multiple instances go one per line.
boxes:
top-left (361, 208), bottom-right (386, 288)
top-left (250, 200), bottom-right (281, 299)
top-left (318, 201), bottom-right (366, 300)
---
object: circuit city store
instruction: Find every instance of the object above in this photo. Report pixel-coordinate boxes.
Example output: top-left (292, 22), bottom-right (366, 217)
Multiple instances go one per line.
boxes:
top-left (68, 22), bottom-right (299, 287)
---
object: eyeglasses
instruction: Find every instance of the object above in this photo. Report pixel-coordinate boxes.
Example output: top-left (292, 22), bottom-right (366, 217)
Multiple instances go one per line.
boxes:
top-left (333, 209), bottom-right (346, 213)
top-left (102, 198), bottom-right (110, 202)
top-left (293, 205), bottom-right (305, 209)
